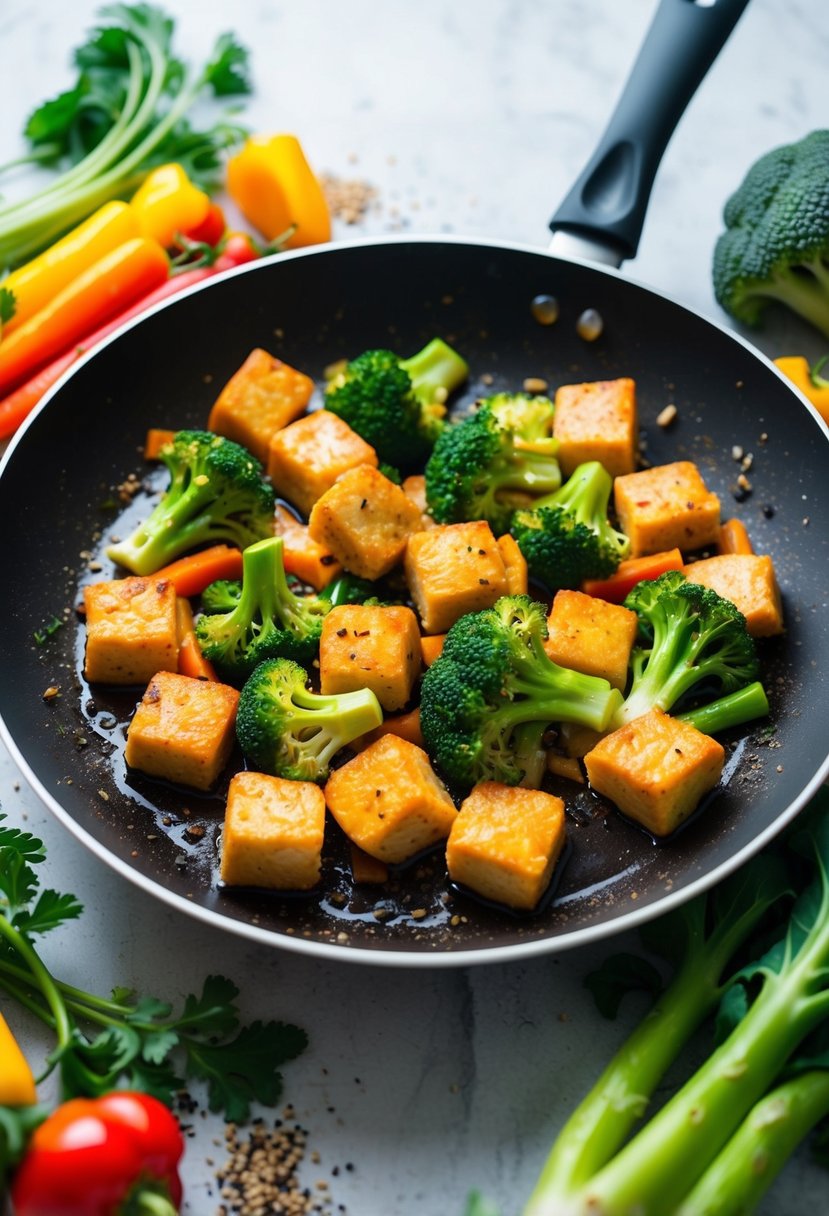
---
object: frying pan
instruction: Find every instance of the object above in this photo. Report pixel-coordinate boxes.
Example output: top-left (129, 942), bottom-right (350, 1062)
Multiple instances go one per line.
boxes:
top-left (1, 0), bottom-right (827, 966)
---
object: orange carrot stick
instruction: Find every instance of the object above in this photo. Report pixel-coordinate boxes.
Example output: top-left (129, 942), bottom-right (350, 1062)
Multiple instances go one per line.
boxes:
top-left (0, 237), bottom-right (169, 396)
top-left (155, 545), bottom-right (244, 598)
top-left (581, 548), bottom-right (684, 603)
top-left (175, 598), bottom-right (218, 681)
top-left (717, 518), bottom-right (754, 556)
top-left (144, 428), bottom-right (177, 460)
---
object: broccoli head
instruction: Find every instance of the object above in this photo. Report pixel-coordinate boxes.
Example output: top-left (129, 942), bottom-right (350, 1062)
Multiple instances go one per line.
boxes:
top-left (236, 657), bottom-right (384, 783)
top-left (325, 338), bottom-right (469, 469)
top-left (199, 579), bottom-right (243, 614)
top-left (613, 570), bottom-right (760, 728)
top-left (425, 393), bottom-right (560, 533)
top-left (195, 537), bottom-right (330, 684)
top-left (510, 461), bottom-right (629, 592)
top-left (107, 430), bottom-right (274, 575)
top-left (420, 594), bottom-right (623, 792)
top-left (712, 130), bottom-right (829, 338)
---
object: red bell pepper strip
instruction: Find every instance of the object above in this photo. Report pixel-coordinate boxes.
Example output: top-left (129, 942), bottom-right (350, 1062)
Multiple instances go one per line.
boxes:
top-left (11, 1091), bottom-right (183, 1215)
top-left (580, 548), bottom-right (684, 603)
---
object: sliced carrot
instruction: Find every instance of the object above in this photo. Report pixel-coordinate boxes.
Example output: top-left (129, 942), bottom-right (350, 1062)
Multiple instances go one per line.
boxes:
top-left (419, 634), bottom-right (446, 667)
top-left (274, 504), bottom-right (341, 589)
top-left (355, 707), bottom-right (424, 752)
top-left (175, 598), bottom-right (218, 681)
top-left (144, 427), bottom-right (177, 460)
top-left (349, 843), bottom-right (389, 885)
top-left (580, 548), bottom-right (684, 603)
top-left (155, 544), bottom-right (244, 598)
top-left (717, 518), bottom-right (754, 556)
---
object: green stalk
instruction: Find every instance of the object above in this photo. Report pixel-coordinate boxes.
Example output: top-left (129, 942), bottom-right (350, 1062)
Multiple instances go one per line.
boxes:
top-left (524, 863), bottom-right (785, 1213)
top-left (674, 1070), bottom-right (829, 1216)
top-left (565, 929), bottom-right (829, 1214)
top-left (676, 682), bottom-right (769, 735)
top-left (0, 916), bottom-right (72, 1049)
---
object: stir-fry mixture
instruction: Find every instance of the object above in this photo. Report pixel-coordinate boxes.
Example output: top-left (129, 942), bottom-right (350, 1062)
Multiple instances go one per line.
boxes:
top-left (80, 340), bottom-right (782, 914)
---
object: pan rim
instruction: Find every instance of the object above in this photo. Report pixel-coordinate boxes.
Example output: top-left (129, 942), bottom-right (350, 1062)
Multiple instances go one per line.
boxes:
top-left (1, 231), bottom-right (827, 967)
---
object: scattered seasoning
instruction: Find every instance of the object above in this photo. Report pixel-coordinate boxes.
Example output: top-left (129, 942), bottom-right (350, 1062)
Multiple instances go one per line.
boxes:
top-left (762, 503), bottom-right (775, 519)
top-left (731, 445), bottom-right (744, 461)
top-left (319, 172), bottom-right (378, 225)
top-left (656, 404), bottom-right (678, 428)
top-left (523, 376), bottom-right (549, 394)
top-left (216, 1117), bottom-right (341, 1215)
top-left (530, 294), bottom-right (560, 325)
top-left (576, 308), bottom-right (603, 341)
top-left (41, 685), bottom-right (60, 702)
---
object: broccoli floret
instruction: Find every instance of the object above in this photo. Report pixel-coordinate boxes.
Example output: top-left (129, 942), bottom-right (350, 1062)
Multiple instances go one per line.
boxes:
top-left (420, 594), bottom-right (623, 792)
top-left (107, 430), bottom-right (274, 575)
top-left (510, 461), bottom-right (629, 592)
top-left (712, 130), bottom-right (829, 338)
top-left (195, 537), bottom-right (330, 684)
top-left (425, 393), bottom-right (560, 533)
top-left (613, 571), bottom-right (760, 728)
top-left (236, 657), bottom-right (384, 783)
top-left (200, 579), bottom-right (243, 614)
top-left (325, 338), bottom-right (469, 468)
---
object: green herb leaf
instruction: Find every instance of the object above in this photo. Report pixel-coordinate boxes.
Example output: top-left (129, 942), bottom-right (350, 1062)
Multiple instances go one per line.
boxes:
top-left (126, 993), bottom-right (174, 1023)
top-left (0, 819), bottom-right (45, 863)
top-left (0, 848), bottom-right (40, 918)
top-left (204, 33), bottom-right (252, 96)
top-left (16, 888), bottom-right (83, 936)
top-left (140, 1027), bottom-right (180, 1065)
top-left (178, 974), bottom-right (241, 1039)
top-left (187, 1019), bottom-right (309, 1123)
top-left (125, 1055), bottom-right (184, 1106)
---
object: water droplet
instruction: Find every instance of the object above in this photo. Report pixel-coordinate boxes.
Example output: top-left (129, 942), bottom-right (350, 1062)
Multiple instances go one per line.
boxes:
top-left (576, 308), bottom-right (603, 341)
top-left (531, 294), bottom-right (560, 325)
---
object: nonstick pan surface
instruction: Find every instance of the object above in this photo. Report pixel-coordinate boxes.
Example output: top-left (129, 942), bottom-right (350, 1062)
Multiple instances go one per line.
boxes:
top-left (0, 234), bottom-right (827, 966)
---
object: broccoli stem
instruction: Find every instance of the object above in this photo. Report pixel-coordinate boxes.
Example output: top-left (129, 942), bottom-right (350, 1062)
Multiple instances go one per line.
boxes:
top-left (524, 863), bottom-right (784, 1213)
top-left (673, 1070), bottom-right (829, 1216)
top-left (676, 682), bottom-right (769, 735)
top-left (400, 338), bottom-right (469, 405)
top-left (289, 685), bottom-right (383, 770)
top-left (508, 638), bottom-right (623, 732)
top-left (760, 266), bottom-right (829, 341)
top-left (563, 910), bottom-right (829, 1215)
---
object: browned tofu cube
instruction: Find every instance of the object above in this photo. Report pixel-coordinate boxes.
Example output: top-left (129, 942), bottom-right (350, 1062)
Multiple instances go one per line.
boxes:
top-left (614, 461), bottom-right (721, 556)
top-left (320, 604), bottom-right (422, 711)
top-left (220, 771), bottom-right (325, 890)
top-left (324, 734), bottom-right (457, 864)
top-left (404, 521), bottom-right (510, 634)
top-left (553, 378), bottom-right (638, 477)
top-left (207, 348), bottom-right (314, 464)
top-left (308, 465), bottom-right (422, 579)
top-left (402, 474), bottom-right (436, 529)
top-left (545, 589), bottom-right (638, 690)
top-left (84, 576), bottom-right (178, 685)
top-left (584, 707), bottom-right (724, 836)
top-left (497, 533), bottom-right (528, 595)
top-left (683, 554), bottom-right (784, 637)
top-left (446, 782), bottom-right (566, 911)
top-left (267, 410), bottom-right (378, 516)
top-left (124, 671), bottom-right (239, 791)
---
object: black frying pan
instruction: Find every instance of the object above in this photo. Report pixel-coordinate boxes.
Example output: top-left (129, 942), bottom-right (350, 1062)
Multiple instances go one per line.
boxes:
top-left (1, 0), bottom-right (827, 966)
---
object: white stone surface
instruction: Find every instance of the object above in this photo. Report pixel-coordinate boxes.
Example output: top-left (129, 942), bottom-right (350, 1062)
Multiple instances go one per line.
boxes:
top-left (1, 1), bottom-right (828, 1213)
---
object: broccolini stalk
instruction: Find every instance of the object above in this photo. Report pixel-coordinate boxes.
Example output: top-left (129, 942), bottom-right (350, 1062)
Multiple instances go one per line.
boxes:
top-left (523, 853), bottom-right (790, 1213)
top-left (675, 681), bottom-right (769, 735)
top-left (674, 1071), bottom-right (829, 1216)
top-left (545, 804), bottom-right (829, 1216)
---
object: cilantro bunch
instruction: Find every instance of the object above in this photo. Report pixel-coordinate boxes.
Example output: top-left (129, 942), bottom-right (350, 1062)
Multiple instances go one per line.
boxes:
top-left (0, 813), bottom-right (307, 1147)
top-left (0, 3), bottom-right (252, 269)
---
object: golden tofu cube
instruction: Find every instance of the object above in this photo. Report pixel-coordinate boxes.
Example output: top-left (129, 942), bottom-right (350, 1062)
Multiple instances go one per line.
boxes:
top-left (545, 589), bottom-right (638, 690)
top-left (320, 604), bottom-right (422, 711)
top-left (402, 474), bottom-right (436, 529)
top-left (207, 348), bottom-right (314, 464)
top-left (584, 707), bottom-right (725, 837)
top-left (553, 378), bottom-right (638, 477)
top-left (267, 410), bottom-right (378, 517)
top-left (683, 553), bottom-right (784, 638)
top-left (308, 464), bottom-right (422, 580)
top-left (324, 734), bottom-right (457, 864)
top-left (220, 771), bottom-right (325, 890)
top-left (404, 521), bottom-right (510, 635)
top-left (124, 671), bottom-right (239, 791)
top-left (446, 782), bottom-right (566, 911)
top-left (614, 461), bottom-right (721, 557)
top-left (84, 576), bottom-right (179, 685)
top-left (496, 533), bottom-right (529, 595)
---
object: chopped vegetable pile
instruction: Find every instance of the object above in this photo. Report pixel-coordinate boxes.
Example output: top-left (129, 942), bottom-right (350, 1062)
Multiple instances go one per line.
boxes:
top-left (70, 335), bottom-right (786, 922)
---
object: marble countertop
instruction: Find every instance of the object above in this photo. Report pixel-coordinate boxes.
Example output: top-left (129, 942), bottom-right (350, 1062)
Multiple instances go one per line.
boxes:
top-left (1, 1), bottom-right (828, 1213)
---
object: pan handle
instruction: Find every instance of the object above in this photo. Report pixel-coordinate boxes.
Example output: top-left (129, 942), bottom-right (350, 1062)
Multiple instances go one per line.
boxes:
top-left (548, 0), bottom-right (750, 267)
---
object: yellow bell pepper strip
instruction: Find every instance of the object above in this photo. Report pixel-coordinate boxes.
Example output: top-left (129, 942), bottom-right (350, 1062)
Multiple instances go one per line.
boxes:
top-left (0, 201), bottom-right (143, 337)
top-left (129, 163), bottom-right (211, 249)
top-left (227, 134), bottom-right (331, 248)
top-left (0, 237), bottom-right (169, 396)
top-left (0, 1010), bottom-right (37, 1106)
top-left (774, 355), bottom-right (829, 425)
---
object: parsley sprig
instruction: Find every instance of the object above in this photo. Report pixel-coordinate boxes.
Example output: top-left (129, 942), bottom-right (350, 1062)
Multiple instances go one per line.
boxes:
top-left (0, 814), bottom-right (307, 1123)
top-left (0, 4), bottom-right (252, 269)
